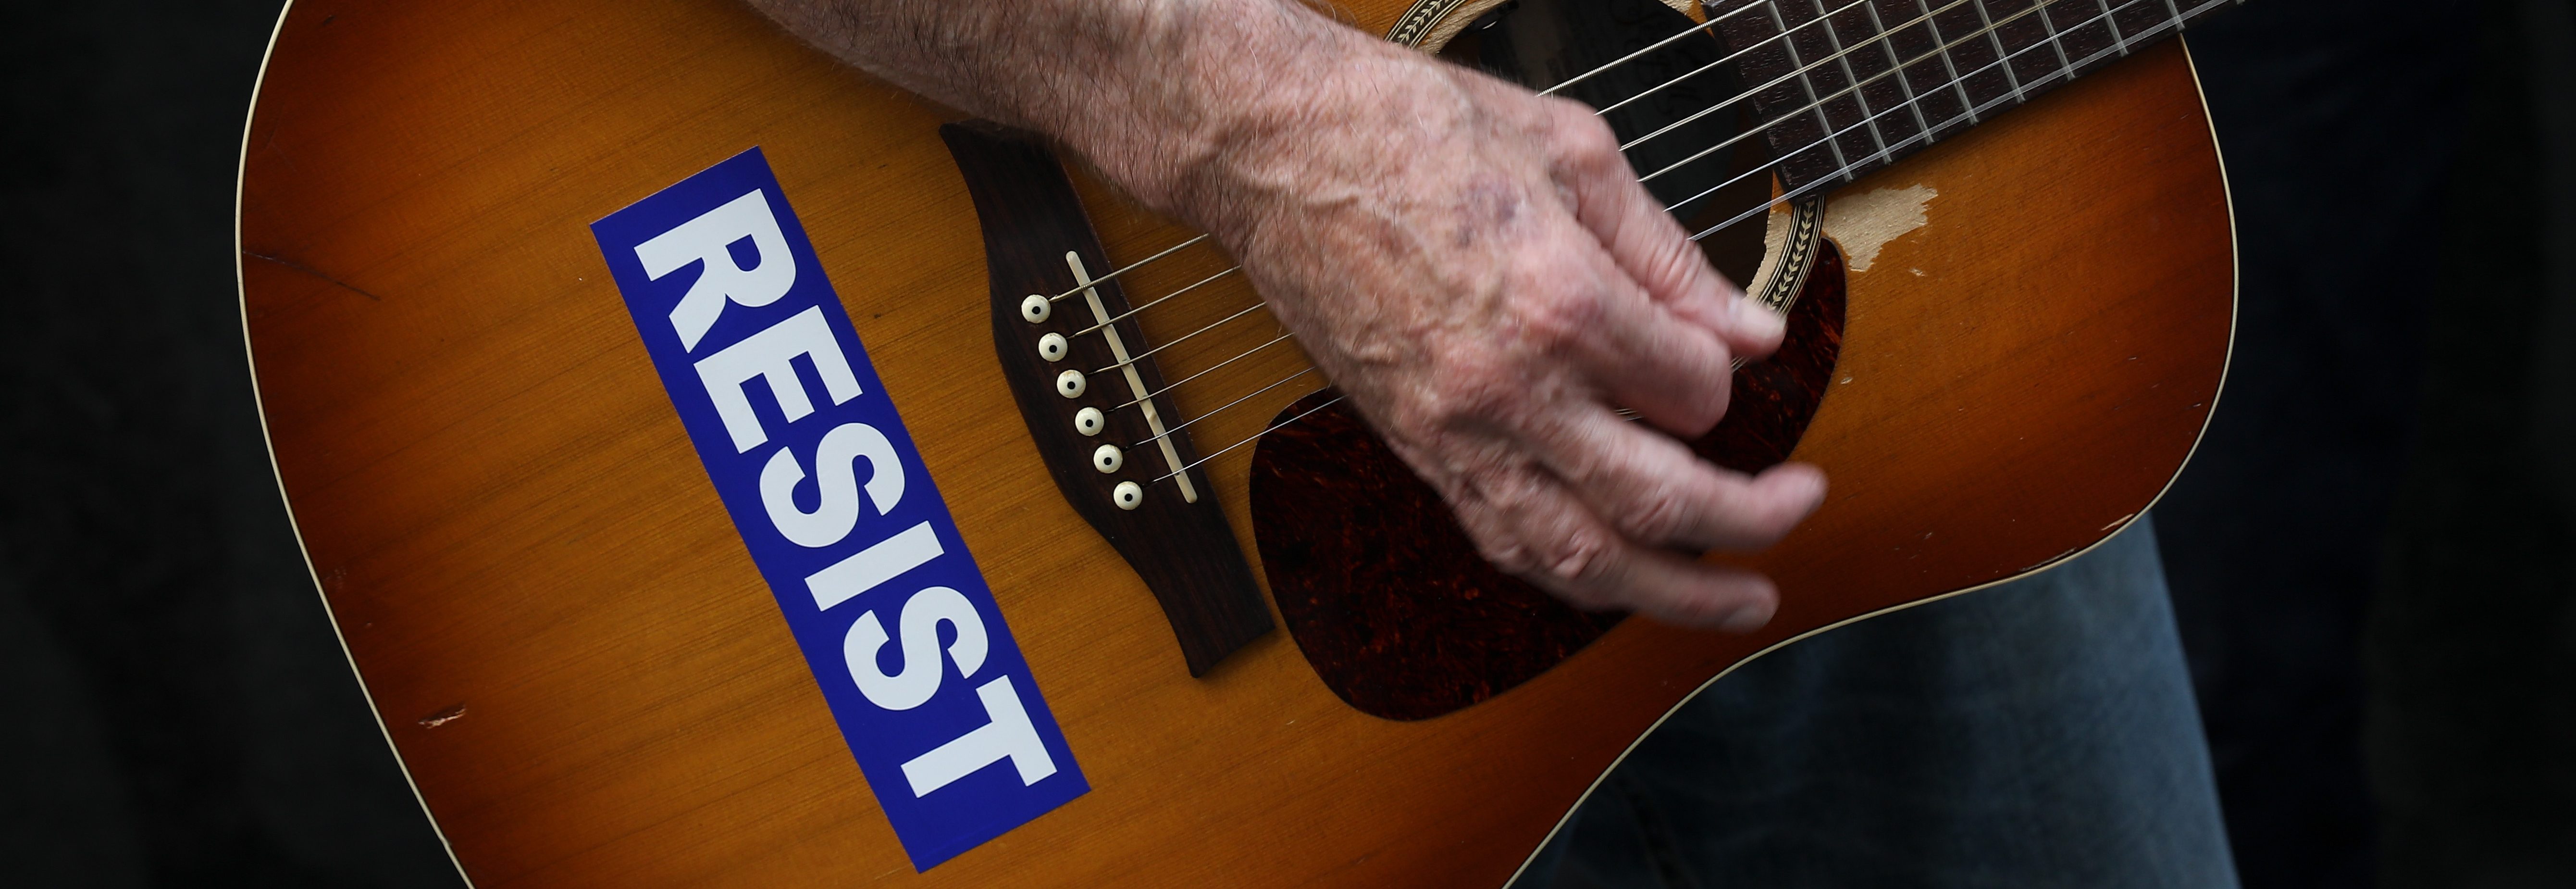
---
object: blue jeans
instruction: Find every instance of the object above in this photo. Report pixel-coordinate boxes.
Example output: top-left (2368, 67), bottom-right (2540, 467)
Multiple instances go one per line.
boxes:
top-left (1511, 516), bottom-right (2238, 888)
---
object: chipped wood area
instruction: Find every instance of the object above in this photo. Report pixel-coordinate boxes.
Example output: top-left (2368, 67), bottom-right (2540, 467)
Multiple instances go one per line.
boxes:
top-left (1823, 184), bottom-right (1937, 273)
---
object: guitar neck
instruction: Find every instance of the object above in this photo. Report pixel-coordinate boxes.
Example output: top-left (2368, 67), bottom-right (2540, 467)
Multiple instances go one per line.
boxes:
top-left (1705, 0), bottom-right (2246, 190)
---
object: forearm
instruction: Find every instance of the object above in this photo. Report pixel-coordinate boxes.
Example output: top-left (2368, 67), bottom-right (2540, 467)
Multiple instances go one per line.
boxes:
top-left (745, 0), bottom-right (1387, 230)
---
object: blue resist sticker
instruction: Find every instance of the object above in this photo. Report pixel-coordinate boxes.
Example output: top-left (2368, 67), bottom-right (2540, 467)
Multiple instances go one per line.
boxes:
top-left (591, 147), bottom-right (1086, 870)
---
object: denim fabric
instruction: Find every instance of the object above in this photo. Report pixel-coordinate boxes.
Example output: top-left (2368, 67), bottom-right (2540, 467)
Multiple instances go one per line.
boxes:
top-left (1511, 516), bottom-right (2237, 889)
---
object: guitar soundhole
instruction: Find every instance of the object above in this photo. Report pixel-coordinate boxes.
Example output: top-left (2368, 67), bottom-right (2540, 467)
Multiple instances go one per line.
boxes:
top-left (1251, 243), bottom-right (1846, 720)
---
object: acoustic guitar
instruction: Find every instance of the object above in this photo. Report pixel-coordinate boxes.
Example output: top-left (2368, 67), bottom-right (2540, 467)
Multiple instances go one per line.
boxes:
top-left (236, 0), bottom-right (2235, 884)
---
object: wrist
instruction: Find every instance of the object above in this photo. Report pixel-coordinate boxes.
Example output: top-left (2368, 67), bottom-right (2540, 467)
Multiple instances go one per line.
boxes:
top-left (1052, 0), bottom-right (1399, 236)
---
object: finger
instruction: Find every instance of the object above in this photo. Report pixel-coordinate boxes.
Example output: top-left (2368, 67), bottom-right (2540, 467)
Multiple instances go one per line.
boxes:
top-left (1547, 105), bottom-right (1786, 361)
top-left (1529, 238), bottom-right (1738, 436)
top-left (1445, 458), bottom-right (1782, 630)
top-left (1520, 399), bottom-right (1828, 552)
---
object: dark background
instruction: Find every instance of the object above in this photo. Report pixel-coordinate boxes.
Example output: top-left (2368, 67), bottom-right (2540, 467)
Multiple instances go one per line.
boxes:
top-left (1, 0), bottom-right (2569, 886)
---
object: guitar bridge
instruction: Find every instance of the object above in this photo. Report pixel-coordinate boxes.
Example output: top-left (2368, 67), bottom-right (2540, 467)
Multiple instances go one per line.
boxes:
top-left (939, 121), bottom-right (1273, 677)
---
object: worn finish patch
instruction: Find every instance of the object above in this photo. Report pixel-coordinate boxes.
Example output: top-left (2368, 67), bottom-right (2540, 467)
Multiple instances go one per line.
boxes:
top-left (1823, 184), bottom-right (1937, 273)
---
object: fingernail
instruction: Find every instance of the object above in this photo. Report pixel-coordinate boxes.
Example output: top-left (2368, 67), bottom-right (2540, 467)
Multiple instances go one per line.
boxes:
top-left (1766, 463), bottom-right (1828, 506)
top-left (1791, 465), bottom-right (1828, 503)
top-left (1733, 295), bottom-right (1786, 338)
top-left (1721, 602), bottom-right (1774, 633)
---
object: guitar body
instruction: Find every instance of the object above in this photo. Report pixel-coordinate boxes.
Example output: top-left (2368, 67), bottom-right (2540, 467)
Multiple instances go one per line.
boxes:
top-left (237, 0), bottom-right (2231, 885)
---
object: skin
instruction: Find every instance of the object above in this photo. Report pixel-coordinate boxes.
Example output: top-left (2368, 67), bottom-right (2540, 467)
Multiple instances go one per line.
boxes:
top-left (748, 0), bottom-right (1829, 629)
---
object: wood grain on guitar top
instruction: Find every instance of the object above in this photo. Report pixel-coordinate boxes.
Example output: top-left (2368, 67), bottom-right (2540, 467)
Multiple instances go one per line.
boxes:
top-left (236, 0), bottom-right (2230, 885)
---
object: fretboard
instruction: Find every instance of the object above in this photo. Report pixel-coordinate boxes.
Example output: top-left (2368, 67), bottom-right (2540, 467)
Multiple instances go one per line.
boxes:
top-left (1703, 0), bottom-right (2244, 190)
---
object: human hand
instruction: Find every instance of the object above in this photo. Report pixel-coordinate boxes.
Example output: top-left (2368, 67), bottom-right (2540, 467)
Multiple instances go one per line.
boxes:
top-left (1152, 35), bottom-right (1829, 630)
top-left (751, 0), bottom-right (1824, 626)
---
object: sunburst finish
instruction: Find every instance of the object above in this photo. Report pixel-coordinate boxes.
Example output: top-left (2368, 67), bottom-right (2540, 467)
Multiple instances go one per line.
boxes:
top-left (236, 0), bottom-right (2231, 885)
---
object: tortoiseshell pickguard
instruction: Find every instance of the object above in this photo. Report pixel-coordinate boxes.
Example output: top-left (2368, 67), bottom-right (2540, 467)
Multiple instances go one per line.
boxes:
top-left (1250, 243), bottom-right (1847, 720)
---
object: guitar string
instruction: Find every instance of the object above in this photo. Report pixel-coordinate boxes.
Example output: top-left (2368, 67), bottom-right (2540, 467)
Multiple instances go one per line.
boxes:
top-left (1145, 366), bottom-right (1324, 445)
top-left (1090, 298), bottom-right (1275, 374)
top-left (1113, 331), bottom-right (1298, 411)
top-left (1061, 0), bottom-right (2012, 427)
top-left (1094, 0), bottom-right (2135, 409)
top-left (1153, 391), bottom-right (1353, 483)
top-left (1073, 266), bottom-right (1238, 337)
top-left (1629, 0), bottom-right (2053, 188)
top-left (1610, 0), bottom-right (1982, 152)
top-left (1683, 0), bottom-right (2228, 241)
top-left (1040, 0), bottom-right (1883, 306)
top-left (1648, 0), bottom-right (2169, 236)
top-left (1077, 0), bottom-right (1999, 376)
top-left (1045, 232), bottom-right (1209, 304)
top-left (1121, 0), bottom-right (2163, 460)
top-left (1137, 0), bottom-right (2201, 481)
top-left (1538, 0), bottom-right (1778, 97)
top-left (1584, 0), bottom-right (1901, 119)
top-left (1144, 0), bottom-right (2203, 484)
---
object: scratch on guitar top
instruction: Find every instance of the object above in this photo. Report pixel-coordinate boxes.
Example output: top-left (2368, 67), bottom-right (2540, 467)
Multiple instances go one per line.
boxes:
top-left (243, 250), bottom-right (384, 301)
top-left (417, 703), bottom-right (467, 728)
top-left (2101, 513), bottom-right (2138, 531)
top-left (1822, 184), bottom-right (1937, 273)
top-left (2021, 547), bottom-right (2083, 573)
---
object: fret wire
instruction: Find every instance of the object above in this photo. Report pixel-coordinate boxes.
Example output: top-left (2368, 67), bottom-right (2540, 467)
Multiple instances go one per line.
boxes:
top-left (2096, 0), bottom-right (2132, 56)
top-left (1765, 0), bottom-right (1853, 176)
top-left (1098, 0), bottom-right (2235, 465)
top-left (1635, 0), bottom-right (2071, 189)
top-left (2032, 0), bottom-right (2078, 86)
top-left (1591, 0), bottom-right (1885, 120)
top-left (1617, 0), bottom-right (2003, 184)
top-left (1918, 0), bottom-right (1982, 126)
top-left (1860, 0), bottom-right (1939, 140)
top-left (1688, 0), bottom-right (2230, 244)
top-left (1677, 0), bottom-right (2136, 222)
top-left (1673, 0), bottom-right (2110, 222)
top-left (1770, 0), bottom-right (2062, 131)
top-left (1617, 0), bottom-right (1983, 156)
top-left (1971, 0), bottom-right (2030, 105)
top-left (1809, 0), bottom-right (1896, 167)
